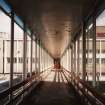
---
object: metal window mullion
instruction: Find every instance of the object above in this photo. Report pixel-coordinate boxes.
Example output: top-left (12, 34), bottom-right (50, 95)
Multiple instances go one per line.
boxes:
top-left (43, 50), bottom-right (45, 70)
top-left (40, 47), bottom-right (42, 71)
top-left (69, 47), bottom-right (71, 71)
top-left (3, 40), bottom-right (4, 74)
top-left (71, 47), bottom-right (72, 71)
top-left (10, 11), bottom-right (14, 102)
top-left (23, 25), bottom-right (27, 80)
top-left (92, 17), bottom-right (96, 87)
top-left (41, 48), bottom-right (42, 71)
top-left (77, 39), bottom-right (80, 76)
top-left (71, 46), bottom-right (73, 82)
top-left (76, 41), bottom-right (78, 75)
top-left (74, 42), bottom-right (76, 74)
top-left (71, 45), bottom-right (74, 72)
top-left (100, 40), bottom-right (102, 77)
top-left (39, 40), bottom-right (40, 74)
top-left (35, 39), bottom-right (37, 74)
top-left (87, 30), bottom-right (89, 76)
top-left (82, 22), bottom-right (86, 81)
top-left (30, 34), bottom-right (33, 76)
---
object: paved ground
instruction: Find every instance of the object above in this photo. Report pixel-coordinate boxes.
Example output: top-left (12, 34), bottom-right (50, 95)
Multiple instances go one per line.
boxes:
top-left (19, 70), bottom-right (83, 105)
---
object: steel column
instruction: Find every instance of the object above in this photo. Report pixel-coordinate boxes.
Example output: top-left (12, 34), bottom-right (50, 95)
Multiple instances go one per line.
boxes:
top-left (10, 11), bottom-right (14, 102)
top-left (35, 39), bottom-right (37, 74)
top-left (77, 39), bottom-right (80, 76)
top-left (92, 17), bottom-right (96, 87)
top-left (74, 42), bottom-right (76, 74)
top-left (71, 46), bottom-right (73, 81)
top-left (38, 40), bottom-right (40, 74)
top-left (23, 24), bottom-right (27, 80)
top-left (82, 23), bottom-right (86, 81)
top-left (30, 33), bottom-right (33, 76)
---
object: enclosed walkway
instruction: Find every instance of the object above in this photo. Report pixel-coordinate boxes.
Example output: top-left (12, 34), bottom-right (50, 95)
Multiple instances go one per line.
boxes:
top-left (19, 70), bottom-right (82, 105)
top-left (0, 0), bottom-right (105, 105)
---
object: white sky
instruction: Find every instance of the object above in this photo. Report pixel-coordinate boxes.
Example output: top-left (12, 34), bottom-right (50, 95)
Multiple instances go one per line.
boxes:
top-left (1, 8), bottom-right (105, 35)
top-left (96, 10), bottom-right (105, 26)
top-left (0, 10), bottom-right (23, 38)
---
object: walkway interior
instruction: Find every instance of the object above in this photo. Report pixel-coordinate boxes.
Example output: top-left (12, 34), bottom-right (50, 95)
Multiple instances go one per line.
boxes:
top-left (19, 69), bottom-right (83, 105)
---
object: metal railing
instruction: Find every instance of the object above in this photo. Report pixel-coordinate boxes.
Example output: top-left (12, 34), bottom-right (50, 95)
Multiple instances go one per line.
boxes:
top-left (0, 67), bottom-right (52, 105)
top-left (71, 73), bottom-right (105, 105)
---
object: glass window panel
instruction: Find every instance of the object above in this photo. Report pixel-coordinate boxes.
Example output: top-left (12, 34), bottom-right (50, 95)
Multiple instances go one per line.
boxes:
top-left (32, 40), bottom-right (35, 72)
top-left (85, 19), bottom-right (93, 82)
top-left (79, 35), bottom-right (83, 79)
top-left (96, 9), bottom-right (105, 93)
top-left (0, 9), bottom-right (11, 104)
top-left (26, 35), bottom-right (31, 75)
top-left (13, 23), bottom-right (23, 86)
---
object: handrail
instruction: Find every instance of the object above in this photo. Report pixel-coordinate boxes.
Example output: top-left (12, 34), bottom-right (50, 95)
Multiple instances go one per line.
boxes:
top-left (0, 68), bottom-right (51, 104)
top-left (79, 79), bottom-right (105, 104)
top-left (0, 74), bottom-right (35, 100)
top-left (71, 73), bottom-right (105, 105)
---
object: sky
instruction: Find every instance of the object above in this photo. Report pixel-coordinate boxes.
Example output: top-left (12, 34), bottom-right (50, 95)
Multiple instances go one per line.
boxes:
top-left (96, 9), bottom-right (105, 26)
top-left (0, 10), bottom-right (23, 38)
top-left (0, 7), bottom-right (105, 35)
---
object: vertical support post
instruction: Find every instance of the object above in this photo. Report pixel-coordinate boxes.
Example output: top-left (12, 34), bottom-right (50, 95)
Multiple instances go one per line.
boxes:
top-left (10, 11), bottom-right (14, 102)
top-left (44, 50), bottom-right (45, 70)
top-left (3, 40), bottom-right (4, 74)
top-left (69, 47), bottom-right (71, 71)
top-left (77, 39), bottom-right (80, 76)
top-left (74, 42), bottom-right (76, 74)
top-left (35, 39), bottom-right (37, 74)
top-left (40, 45), bottom-right (42, 71)
top-left (71, 45), bottom-right (73, 81)
top-left (43, 50), bottom-right (45, 70)
top-left (100, 40), bottom-right (102, 77)
top-left (39, 40), bottom-right (40, 74)
top-left (93, 17), bottom-right (96, 87)
top-left (82, 22), bottom-right (86, 81)
top-left (30, 33), bottom-right (33, 76)
top-left (41, 48), bottom-right (43, 71)
top-left (71, 45), bottom-right (73, 72)
top-left (67, 49), bottom-right (69, 70)
top-left (23, 24), bottom-right (27, 80)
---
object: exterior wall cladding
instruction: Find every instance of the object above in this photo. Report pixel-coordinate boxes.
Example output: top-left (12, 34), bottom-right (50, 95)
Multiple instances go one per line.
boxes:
top-left (0, 32), bottom-right (37, 74)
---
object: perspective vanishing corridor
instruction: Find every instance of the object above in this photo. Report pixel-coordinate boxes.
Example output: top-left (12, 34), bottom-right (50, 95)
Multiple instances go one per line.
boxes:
top-left (0, 0), bottom-right (105, 105)
top-left (19, 69), bottom-right (82, 105)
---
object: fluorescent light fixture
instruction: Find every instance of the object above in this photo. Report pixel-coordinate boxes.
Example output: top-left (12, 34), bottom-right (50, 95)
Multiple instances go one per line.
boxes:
top-left (88, 23), bottom-right (93, 30)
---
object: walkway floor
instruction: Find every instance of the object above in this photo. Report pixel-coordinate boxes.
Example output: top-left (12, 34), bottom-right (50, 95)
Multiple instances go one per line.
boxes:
top-left (19, 70), bottom-right (83, 105)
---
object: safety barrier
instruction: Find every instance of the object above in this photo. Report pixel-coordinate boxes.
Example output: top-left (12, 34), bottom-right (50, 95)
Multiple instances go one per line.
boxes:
top-left (0, 67), bottom-right (52, 105)
top-left (71, 73), bottom-right (105, 105)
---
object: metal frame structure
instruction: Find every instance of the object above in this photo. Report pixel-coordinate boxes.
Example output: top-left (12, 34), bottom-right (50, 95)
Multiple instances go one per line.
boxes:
top-left (10, 11), bottom-right (14, 102)
top-left (30, 33), bottom-right (33, 76)
top-left (23, 24), bottom-right (27, 80)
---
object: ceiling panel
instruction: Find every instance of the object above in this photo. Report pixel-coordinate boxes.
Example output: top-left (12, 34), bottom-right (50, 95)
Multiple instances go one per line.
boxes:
top-left (7, 0), bottom-right (98, 58)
